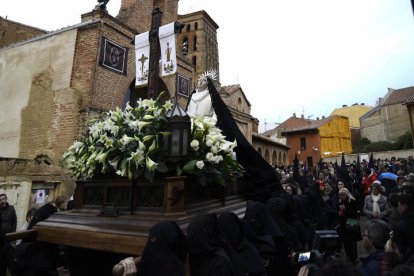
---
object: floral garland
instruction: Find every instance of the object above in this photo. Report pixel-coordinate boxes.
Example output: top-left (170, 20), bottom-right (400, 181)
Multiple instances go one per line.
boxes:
top-left (62, 96), bottom-right (244, 185)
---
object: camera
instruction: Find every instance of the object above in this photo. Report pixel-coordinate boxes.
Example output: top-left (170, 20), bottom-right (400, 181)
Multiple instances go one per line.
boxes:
top-left (298, 251), bottom-right (311, 264)
top-left (296, 230), bottom-right (340, 275)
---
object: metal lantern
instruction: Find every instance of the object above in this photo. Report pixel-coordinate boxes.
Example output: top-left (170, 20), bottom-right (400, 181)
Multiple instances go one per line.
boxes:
top-left (165, 101), bottom-right (191, 162)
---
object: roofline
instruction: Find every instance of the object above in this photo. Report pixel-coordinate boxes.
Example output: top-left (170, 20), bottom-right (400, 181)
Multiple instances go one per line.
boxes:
top-left (0, 20), bottom-right (101, 52)
top-left (252, 133), bottom-right (291, 149)
top-left (178, 10), bottom-right (219, 29)
top-left (0, 16), bottom-right (47, 33)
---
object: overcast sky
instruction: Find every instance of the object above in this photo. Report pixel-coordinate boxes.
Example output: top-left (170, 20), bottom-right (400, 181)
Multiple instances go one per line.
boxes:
top-left (2, 0), bottom-right (414, 132)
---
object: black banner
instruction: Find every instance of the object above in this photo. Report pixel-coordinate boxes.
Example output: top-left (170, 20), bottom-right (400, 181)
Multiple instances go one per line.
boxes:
top-left (99, 37), bottom-right (128, 75)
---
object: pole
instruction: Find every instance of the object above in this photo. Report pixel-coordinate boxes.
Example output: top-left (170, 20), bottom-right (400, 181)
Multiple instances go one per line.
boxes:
top-left (147, 8), bottom-right (163, 99)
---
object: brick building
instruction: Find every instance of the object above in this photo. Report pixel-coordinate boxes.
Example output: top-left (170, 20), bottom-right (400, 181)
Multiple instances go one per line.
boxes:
top-left (267, 114), bottom-right (352, 166)
top-left (0, 17), bottom-right (46, 48)
top-left (0, 0), bottom-right (287, 226)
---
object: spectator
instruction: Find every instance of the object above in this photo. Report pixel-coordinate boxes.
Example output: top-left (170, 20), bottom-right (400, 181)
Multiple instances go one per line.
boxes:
top-left (285, 183), bottom-right (298, 195)
top-left (393, 194), bottom-right (414, 261)
top-left (337, 188), bottom-right (360, 264)
top-left (359, 219), bottom-right (390, 276)
top-left (362, 168), bottom-right (377, 195)
top-left (0, 194), bottom-right (17, 234)
top-left (363, 182), bottom-right (391, 221)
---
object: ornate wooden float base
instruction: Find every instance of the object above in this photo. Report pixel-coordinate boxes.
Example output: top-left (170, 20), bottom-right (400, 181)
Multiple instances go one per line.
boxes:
top-left (34, 180), bottom-right (246, 255)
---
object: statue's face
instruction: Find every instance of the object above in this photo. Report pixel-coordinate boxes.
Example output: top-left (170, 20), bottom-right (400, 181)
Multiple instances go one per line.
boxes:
top-left (197, 77), bottom-right (208, 91)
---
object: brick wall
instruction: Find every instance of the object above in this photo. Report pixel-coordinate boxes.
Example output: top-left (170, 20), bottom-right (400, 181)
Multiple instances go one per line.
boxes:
top-left (0, 18), bottom-right (46, 49)
top-left (117, 0), bottom-right (178, 33)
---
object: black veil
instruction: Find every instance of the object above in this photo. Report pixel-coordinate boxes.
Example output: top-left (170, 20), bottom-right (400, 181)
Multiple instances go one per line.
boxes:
top-left (187, 78), bottom-right (282, 200)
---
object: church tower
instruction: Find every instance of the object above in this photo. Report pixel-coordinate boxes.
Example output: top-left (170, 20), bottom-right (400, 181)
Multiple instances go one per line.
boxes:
top-left (177, 11), bottom-right (220, 84)
top-left (117, 0), bottom-right (179, 33)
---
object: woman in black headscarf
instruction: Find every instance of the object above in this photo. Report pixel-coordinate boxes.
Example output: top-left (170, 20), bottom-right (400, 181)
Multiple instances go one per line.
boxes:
top-left (187, 213), bottom-right (234, 276)
top-left (217, 212), bottom-right (265, 276)
top-left (137, 221), bottom-right (186, 276)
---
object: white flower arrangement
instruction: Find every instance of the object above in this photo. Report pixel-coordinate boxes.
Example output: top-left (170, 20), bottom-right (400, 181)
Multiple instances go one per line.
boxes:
top-left (62, 94), bottom-right (172, 181)
top-left (62, 96), bottom-right (244, 186)
top-left (181, 116), bottom-right (244, 186)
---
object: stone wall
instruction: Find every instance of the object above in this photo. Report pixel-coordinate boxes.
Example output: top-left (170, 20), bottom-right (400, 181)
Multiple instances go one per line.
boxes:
top-left (322, 149), bottom-right (414, 163)
top-left (0, 28), bottom-right (79, 161)
top-left (361, 104), bottom-right (411, 143)
top-left (0, 158), bottom-right (74, 230)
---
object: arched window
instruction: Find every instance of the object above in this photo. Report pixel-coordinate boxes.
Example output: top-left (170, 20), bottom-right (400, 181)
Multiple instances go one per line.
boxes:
top-left (265, 150), bottom-right (270, 163)
top-left (193, 35), bottom-right (197, 51)
top-left (182, 37), bottom-right (189, 55)
top-left (272, 151), bottom-right (277, 165)
top-left (257, 148), bottom-right (262, 156)
top-left (237, 97), bottom-right (242, 110)
top-left (186, 24), bottom-right (191, 32)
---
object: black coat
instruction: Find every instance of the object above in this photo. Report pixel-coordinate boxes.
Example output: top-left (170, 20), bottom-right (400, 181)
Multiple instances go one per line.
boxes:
top-left (0, 203), bottom-right (17, 233)
top-left (27, 203), bottom-right (58, 230)
top-left (393, 208), bottom-right (414, 259)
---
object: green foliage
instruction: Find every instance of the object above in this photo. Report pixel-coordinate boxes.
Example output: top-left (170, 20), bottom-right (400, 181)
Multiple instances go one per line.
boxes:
top-left (352, 132), bottom-right (413, 153)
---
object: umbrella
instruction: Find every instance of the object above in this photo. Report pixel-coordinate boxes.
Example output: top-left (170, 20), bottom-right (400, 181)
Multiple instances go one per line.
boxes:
top-left (378, 172), bottom-right (398, 182)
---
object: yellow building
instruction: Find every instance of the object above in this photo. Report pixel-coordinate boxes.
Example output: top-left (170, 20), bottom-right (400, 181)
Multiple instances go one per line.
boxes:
top-left (330, 103), bottom-right (372, 145)
top-left (319, 115), bottom-right (353, 158)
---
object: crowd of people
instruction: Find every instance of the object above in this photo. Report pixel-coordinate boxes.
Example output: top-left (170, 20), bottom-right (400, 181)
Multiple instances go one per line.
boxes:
top-left (2, 156), bottom-right (414, 275)
top-left (112, 156), bottom-right (414, 276)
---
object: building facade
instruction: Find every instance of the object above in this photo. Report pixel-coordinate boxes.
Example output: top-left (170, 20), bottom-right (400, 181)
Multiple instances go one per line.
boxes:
top-left (360, 87), bottom-right (414, 143)
top-left (0, 0), bottom-right (287, 226)
top-left (330, 103), bottom-right (372, 145)
top-left (269, 115), bottom-right (352, 166)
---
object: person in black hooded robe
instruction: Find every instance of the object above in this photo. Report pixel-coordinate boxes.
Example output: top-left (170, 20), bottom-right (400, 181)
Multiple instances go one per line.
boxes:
top-left (243, 201), bottom-right (295, 275)
top-left (187, 213), bottom-right (234, 276)
top-left (137, 221), bottom-right (186, 276)
top-left (186, 72), bottom-right (282, 201)
top-left (217, 212), bottom-right (265, 276)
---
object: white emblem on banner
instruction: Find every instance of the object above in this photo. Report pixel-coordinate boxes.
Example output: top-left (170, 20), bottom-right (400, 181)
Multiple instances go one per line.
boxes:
top-left (159, 23), bottom-right (177, 76)
top-left (135, 32), bottom-right (149, 87)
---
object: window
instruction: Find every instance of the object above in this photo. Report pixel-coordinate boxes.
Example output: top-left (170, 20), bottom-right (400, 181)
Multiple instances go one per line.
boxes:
top-left (186, 24), bottom-right (191, 32)
top-left (193, 36), bottom-right (197, 51)
top-left (300, 137), bottom-right (306, 150)
top-left (195, 22), bottom-right (198, 30)
top-left (192, 56), bottom-right (197, 66)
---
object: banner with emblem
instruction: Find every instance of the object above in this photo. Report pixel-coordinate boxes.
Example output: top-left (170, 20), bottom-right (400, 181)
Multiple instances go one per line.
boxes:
top-left (99, 37), bottom-right (128, 75)
top-left (159, 22), bottom-right (177, 77)
top-left (135, 32), bottom-right (150, 87)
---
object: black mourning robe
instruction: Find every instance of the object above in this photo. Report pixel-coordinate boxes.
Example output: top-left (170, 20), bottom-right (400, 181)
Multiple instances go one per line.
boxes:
top-left (137, 221), bottom-right (186, 276)
top-left (187, 79), bottom-right (282, 201)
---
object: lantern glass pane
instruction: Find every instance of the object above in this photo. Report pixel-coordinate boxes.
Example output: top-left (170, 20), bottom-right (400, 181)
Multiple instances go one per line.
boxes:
top-left (182, 129), bottom-right (188, 155)
top-left (171, 129), bottom-right (180, 156)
